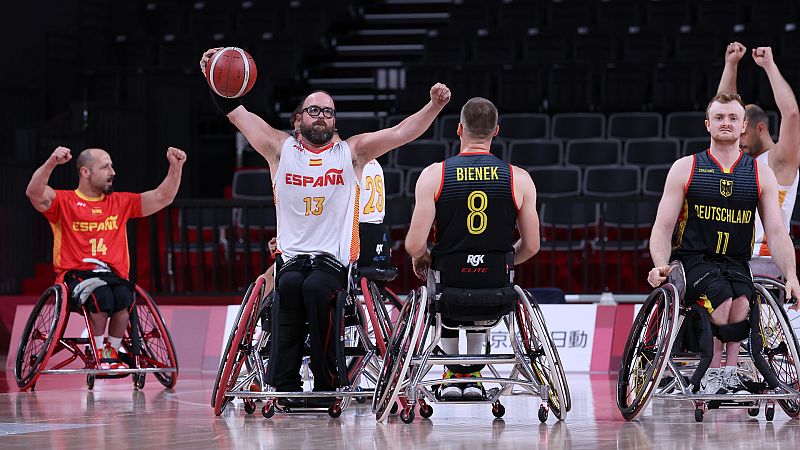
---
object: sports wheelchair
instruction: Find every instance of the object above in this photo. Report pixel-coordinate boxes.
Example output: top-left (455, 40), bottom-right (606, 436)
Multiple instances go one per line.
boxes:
top-left (372, 251), bottom-right (571, 424)
top-left (617, 261), bottom-right (800, 422)
top-left (211, 251), bottom-right (404, 418)
top-left (15, 283), bottom-right (179, 391)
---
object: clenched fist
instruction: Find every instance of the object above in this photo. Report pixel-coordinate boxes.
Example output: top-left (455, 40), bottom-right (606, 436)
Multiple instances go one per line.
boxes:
top-left (724, 42), bottom-right (746, 65)
top-left (430, 83), bottom-right (451, 109)
top-left (166, 147), bottom-right (187, 168)
top-left (48, 146), bottom-right (72, 166)
top-left (647, 265), bottom-right (670, 288)
top-left (752, 46), bottom-right (775, 69)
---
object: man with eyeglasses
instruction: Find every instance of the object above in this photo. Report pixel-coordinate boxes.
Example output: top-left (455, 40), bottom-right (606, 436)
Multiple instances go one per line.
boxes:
top-left (200, 47), bottom-right (450, 406)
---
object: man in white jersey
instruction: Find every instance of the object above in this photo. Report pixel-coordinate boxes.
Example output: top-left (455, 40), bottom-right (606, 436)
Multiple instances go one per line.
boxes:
top-left (718, 43), bottom-right (800, 278)
top-left (200, 48), bottom-right (450, 405)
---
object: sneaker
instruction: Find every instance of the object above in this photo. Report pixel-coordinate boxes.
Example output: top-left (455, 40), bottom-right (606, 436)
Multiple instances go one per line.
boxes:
top-left (438, 370), bottom-right (463, 400)
top-left (701, 368), bottom-right (727, 395)
top-left (462, 372), bottom-right (485, 400)
top-left (97, 344), bottom-right (127, 370)
top-left (723, 367), bottom-right (751, 394)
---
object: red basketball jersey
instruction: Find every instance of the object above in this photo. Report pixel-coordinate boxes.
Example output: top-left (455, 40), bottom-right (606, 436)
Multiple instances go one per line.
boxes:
top-left (42, 190), bottom-right (143, 282)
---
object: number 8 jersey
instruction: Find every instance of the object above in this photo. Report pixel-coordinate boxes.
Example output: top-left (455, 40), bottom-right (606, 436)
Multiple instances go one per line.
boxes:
top-left (273, 136), bottom-right (360, 266)
top-left (671, 150), bottom-right (759, 260)
top-left (431, 152), bottom-right (517, 257)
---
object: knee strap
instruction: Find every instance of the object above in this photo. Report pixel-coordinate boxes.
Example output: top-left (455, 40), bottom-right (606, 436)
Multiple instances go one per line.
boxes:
top-left (715, 320), bottom-right (751, 343)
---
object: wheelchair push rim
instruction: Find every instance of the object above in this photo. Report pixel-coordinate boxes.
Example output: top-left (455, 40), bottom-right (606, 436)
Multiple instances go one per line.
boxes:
top-left (15, 284), bottom-right (69, 390)
top-left (128, 286), bottom-right (179, 388)
top-left (616, 284), bottom-right (680, 421)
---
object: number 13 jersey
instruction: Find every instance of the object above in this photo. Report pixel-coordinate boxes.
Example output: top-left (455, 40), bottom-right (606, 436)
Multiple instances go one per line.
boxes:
top-left (273, 137), bottom-right (360, 265)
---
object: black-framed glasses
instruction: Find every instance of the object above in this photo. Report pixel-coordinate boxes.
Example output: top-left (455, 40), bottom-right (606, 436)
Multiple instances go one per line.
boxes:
top-left (303, 105), bottom-right (336, 119)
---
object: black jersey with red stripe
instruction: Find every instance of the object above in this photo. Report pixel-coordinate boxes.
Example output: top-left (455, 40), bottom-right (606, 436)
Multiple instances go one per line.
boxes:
top-left (431, 152), bottom-right (517, 257)
top-left (672, 150), bottom-right (759, 260)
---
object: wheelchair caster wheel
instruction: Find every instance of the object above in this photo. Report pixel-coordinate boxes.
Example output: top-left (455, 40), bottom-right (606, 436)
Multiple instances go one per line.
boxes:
top-left (244, 399), bottom-right (257, 415)
top-left (492, 402), bottom-right (505, 418)
top-left (356, 396), bottom-right (367, 404)
top-left (419, 403), bottom-right (433, 419)
top-left (765, 404), bottom-right (775, 422)
top-left (400, 408), bottom-right (415, 424)
top-left (328, 404), bottom-right (342, 418)
top-left (390, 401), bottom-right (399, 415)
top-left (694, 408), bottom-right (704, 423)
top-left (538, 405), bottom-right (548, 423)
top-left (133, 374), bottom-right (145, 390)
top-left (748, 407), bottom-right (760, 417)
top-left (261, 403), bottom-right (275, 418)
top-left (87, 374), bottom-right (95, 391)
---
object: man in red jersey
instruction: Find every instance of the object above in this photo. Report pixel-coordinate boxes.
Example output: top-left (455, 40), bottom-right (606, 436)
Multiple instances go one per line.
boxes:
top-left (26, 145), bottom-right (187, 369)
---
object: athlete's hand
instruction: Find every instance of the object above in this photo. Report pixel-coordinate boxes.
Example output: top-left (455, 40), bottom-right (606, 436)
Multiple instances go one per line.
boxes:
top-left (752, 47), bottom-right (775, 69)
top-left (412, 250), bottom-right (432, 280)
top-left (48, 146), bottom-right (72, 166)
top-left (724, 42), bottom-right (746, 65)
top-left (166, 147), bottom-right (187, 168)
top-left (784, 277), bottom-right (800, 311)
top-left (199, 47), bottom-right (224, 77)
top-left (430, 83), bottom-right (451, 109)
top-left (647, 265), bottom-right (670, 288)
top-left (268, 237), bottom-right (277, 255)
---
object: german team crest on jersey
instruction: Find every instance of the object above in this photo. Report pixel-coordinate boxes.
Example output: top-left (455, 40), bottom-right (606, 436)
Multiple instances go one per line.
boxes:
top-left (720, 179), bottom-right (733, 197)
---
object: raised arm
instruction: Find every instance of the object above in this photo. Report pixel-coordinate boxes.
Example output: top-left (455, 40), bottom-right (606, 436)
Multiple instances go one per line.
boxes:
top-left (753, 47), bottom-right (800, 170)
top-left (199, 48), bottom-right (288, 172)
top-left (405, 163), bottom-right (441, 280)
top-left (140, 147), bottom-right (188, 216)
top-left (648, 156), bottom-right (693, 287)
top-left (717, 42), bottom-right (746, 94)
top-left (511, 166), bottom-right (540, 265)
top-left (756, 162), bottom-right (800, 309)
top-left (348, 83), bottom-right (450, 168)
top-left (26, 146), bottom-right (71, 213)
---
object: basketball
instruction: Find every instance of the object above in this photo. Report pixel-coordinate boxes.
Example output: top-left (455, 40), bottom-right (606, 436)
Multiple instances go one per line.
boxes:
top-left (205, 47), bottom-right (257, 98)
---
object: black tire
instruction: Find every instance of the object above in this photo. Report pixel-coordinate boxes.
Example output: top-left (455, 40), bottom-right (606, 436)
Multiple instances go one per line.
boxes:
top-left (400, 408), bottom-right (415, 424)
top-left (419, 403), bottom-right (433, 418)
top-left (134, 373), bottom-right (146, 390)
top-left (516, 287), bottom-right (569, 420)
top-left (261, 404), bottom-right (275, 418)
top-left (766, 404), bottom-right (775, 421)
top-left (492, 403), bottom-right (505, 418)
top-left (244, 399), bottom-right (256, 414)
top-left (616, 285), bottom-right (680, 421)
top-left (694, 408), bottom-right (704, 422)
top-left (87, 374), bottom-right (95, 391)
top-left (538, 405), bottom-right (548, 423)
top-left (372, 287), bottom-right (426, 422)
top-left (129, 286), bottom-right (179, 388)
top-left (328, 404), bottom-right (342, 418)
top-left (15, 285), bottom-right (68, 390)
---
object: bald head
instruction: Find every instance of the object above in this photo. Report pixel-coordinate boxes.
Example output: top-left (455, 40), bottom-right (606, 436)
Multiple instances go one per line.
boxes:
top-left (76, 148), bottom-right (108, 176)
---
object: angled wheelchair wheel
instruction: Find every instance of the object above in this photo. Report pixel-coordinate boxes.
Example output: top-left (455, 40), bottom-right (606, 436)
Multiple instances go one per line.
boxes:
top-left (372, 286), bottom-right (426, 422)
top-left (515, 286), bottom-right (570, 420)
top-left (15, 284), bottom-right (69, 390)
top-left (616, 284), bottom-right (680, 421)
top-left (360, 278), bottom-right (393, 355)
top-left (212, 277), bottom-right (268, 415)
top-left (129, 286), bottom-right (179, 388)
top-left (753, 278), bottom-right (800, 418)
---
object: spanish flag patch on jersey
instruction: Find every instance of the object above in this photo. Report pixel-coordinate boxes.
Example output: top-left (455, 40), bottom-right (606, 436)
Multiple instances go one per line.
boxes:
top-left (309, 158), bottom-right (322, 166)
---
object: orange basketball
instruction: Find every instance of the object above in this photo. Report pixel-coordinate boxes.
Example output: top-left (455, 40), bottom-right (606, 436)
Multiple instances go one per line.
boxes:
top-left (205, 47), bottom-right (258, 98)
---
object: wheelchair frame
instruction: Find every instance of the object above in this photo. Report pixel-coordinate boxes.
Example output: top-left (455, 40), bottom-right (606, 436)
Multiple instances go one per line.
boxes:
top-left (617, 262), bottom-right (800, 422)
top-left (372, 284), bottom-right (571, 424)
top-left (211, 267), bottom-right (405, 418)
top-left (14, 283), bottom-right (179, 391)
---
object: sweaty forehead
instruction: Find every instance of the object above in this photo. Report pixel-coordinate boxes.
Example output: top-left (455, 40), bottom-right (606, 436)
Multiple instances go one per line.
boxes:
top-left (304, 92), bottom-right (335, 109)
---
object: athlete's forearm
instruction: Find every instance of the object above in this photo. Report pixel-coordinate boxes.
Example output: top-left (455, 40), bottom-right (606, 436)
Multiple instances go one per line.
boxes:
top-left (156, 164), bottom-right (183, 204)
top-left (649, 231), bottom-right (672, 268)
top-left (26, 160), bottom-right (57, 200)
top-left (718, 61), bottom-right (739, 94)
top-left (768, 232), bottom-right (799, 283)
top-left (764, 64), bottom-right (800, 118)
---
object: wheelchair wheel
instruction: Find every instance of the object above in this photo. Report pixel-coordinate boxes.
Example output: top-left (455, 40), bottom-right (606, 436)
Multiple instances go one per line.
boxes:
top-left (753, 278), bottom-right (800, 418)
top-left (15, 284), bottom-right (69, 390)
top-left (515, 286), bottom-right (569, 420)
top-left (616, 284), bottom-right (680, 421)
top-left (372, 286), bottom-right (427, 422)
top-left (212, 277), bottom-right (267, 415)
top-left (130, 286), bottom-right (179, 388)
top-left (360, 278), bottom-right (392, 355)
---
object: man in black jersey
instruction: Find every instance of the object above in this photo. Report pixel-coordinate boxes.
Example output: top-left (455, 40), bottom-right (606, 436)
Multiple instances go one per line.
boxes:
top-left (648, 92), bottom-right (800, 395)
top-left (405, 97), bottom-right (540, 400)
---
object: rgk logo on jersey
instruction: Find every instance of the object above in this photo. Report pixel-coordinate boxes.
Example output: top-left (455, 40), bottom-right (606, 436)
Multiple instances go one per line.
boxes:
top-left (285, 168), bottom-right (345, 187)
top-left (466, 254), bottom-right (485, 266)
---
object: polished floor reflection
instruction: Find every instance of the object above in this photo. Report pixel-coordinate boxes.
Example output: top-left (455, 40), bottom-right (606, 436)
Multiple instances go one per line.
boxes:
top-left (1, 373), bottom-right (798, 449)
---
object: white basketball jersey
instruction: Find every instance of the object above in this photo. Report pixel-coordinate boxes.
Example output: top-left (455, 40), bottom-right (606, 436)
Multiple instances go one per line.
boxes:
top-left (359, 159), bottom-right (386, 224)
top-left (753, 150), bottom-right (799, 256)
top-left (273, 137), bottom-right (360, 265)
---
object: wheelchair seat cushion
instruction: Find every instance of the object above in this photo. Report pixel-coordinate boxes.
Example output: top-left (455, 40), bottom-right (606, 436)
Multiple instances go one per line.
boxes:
top-left (435, 286), bottom-right (519, 321)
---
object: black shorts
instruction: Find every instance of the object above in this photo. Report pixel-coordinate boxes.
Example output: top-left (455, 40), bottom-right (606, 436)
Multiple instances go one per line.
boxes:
top-left (681, 255), bottom-right (754, 314)
top-left (64, 270), bottom-right (135, 314)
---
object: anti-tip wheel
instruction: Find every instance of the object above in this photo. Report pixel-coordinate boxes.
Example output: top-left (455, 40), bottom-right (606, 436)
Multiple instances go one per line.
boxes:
top-left (419, 403), bottom-right (433, 418)
top-left (261, 403), bottom-right (275, 418)
top-left (492, 402), bottom-right (506, 418)
top-left (694, 408), bottom-right (704, 423)
top-left (328, 404), bottom-right (342, 418)
top-left (400, 408), bottom-right (415, 424)
top-left (538, 405), bottom-right (548, 423)
top-left (244, 399), bottom-right (256, 414)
